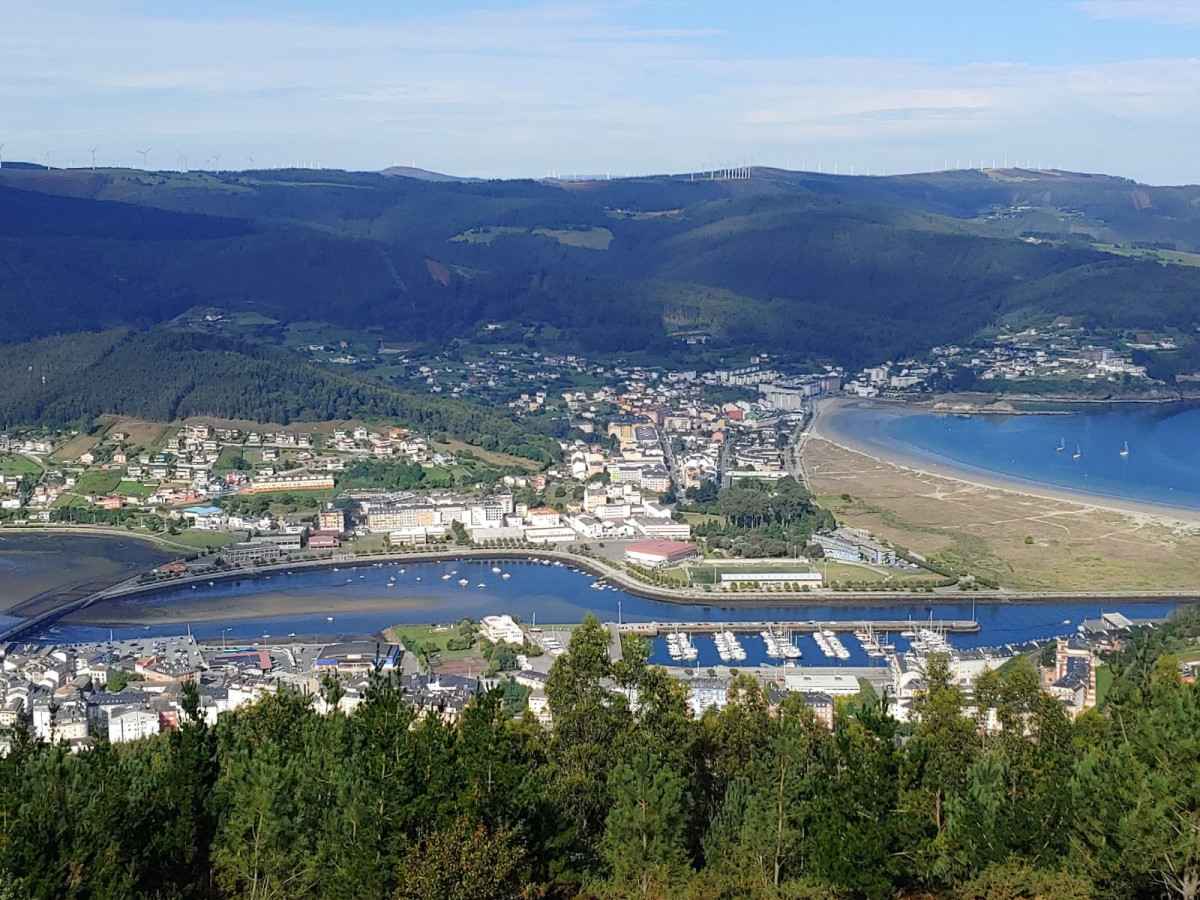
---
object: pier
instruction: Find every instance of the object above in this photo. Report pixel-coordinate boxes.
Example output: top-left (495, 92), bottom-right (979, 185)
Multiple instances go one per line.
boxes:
top-left (614, 619), bottom-right (979, 636)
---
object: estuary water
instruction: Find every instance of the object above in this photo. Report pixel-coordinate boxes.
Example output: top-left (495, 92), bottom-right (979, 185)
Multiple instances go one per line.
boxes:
top-left (27, 556), bottom-right (1186, 667)
top-left (828, 401), bottom-right (1200, 511)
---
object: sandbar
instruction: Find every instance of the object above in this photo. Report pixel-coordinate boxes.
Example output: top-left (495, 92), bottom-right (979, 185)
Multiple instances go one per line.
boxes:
top-left (810, 398), bottom-right (1200, 528)
top-left (803, 399), bottom-right (1200, 592)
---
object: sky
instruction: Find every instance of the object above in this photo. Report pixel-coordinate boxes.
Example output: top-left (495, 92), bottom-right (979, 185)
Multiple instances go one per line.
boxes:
top-left (2, 0), bottom-right (1200, 182)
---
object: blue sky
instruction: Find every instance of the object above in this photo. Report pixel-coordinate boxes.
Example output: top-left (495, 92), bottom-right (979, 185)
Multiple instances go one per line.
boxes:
top-left (3, 0), bottom-right (1200, 182)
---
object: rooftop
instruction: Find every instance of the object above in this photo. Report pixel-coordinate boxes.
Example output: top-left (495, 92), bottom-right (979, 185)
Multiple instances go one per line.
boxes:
top-left (625, 539), bottom-right (698, 555)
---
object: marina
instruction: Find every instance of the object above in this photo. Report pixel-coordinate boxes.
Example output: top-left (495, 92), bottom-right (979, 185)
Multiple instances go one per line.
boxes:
top-left (4, 552), bottom-right (1184, 669)
top-left (616, 618), bottom-right (978, 637)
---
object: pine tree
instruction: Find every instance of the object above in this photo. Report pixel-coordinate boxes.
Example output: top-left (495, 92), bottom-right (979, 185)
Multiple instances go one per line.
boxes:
top-left (600, 748), bottom-right (691, 899)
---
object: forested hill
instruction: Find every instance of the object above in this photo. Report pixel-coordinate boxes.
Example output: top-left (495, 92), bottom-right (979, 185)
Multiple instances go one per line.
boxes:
top-left (2, 165), bottom-right (1200, 368)
top-left (0, 329), bottom-right (562, 462)
top-left (0, 609), bottom-right (1198, 899)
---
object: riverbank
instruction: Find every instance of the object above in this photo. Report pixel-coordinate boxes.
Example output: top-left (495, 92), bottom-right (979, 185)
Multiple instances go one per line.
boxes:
top-left (55, 544), bottom-right (1200, 632)
top-left (804, 399), bottom-right (1200, 592)
top-left (0, 530), bottom-right (173, 616)
top-left (5, 521), bottom-right (1200, 643)
top-left (912, 391), bottom-right (1185, 411)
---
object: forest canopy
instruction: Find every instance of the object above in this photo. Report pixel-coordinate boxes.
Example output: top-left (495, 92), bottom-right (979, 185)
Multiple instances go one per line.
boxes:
top-left (1, 608), bottom-right (1199, 899)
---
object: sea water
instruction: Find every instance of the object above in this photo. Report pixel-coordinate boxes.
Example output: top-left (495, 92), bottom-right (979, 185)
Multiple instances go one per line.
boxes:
top-left (831, 401), bottom-right (1200, 511)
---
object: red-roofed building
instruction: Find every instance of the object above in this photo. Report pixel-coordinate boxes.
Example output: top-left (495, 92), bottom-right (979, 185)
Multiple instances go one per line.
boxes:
top-left (307, 531), bottom-right (340, 549)
top-left (624, 539), bottom-right (699, 568)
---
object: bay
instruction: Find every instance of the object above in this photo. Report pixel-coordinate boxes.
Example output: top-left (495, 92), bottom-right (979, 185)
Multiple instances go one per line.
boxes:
top-left (828, 401), bottom-right (1200, 511)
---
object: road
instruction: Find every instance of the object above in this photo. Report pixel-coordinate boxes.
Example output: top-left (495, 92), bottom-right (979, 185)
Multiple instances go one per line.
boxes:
top-left (784, 403), bottom-right (818, 485)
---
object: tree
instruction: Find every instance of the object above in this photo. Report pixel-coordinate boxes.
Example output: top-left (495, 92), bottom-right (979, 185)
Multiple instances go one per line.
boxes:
top-left (600, 748), bottom-right (691, 898)
top-left (545, 614), bottom-right (633, 873)
top-left (396, 817), bottom-right (526, 900)
top-left (900, 654), bottom-right (980, 880)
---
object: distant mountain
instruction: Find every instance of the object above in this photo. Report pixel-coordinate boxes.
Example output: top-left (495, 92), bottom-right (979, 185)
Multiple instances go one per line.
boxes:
top-left (380, 165), bottom-right (483, 183)
top-left (1, 165), bottom-right (1199, 372)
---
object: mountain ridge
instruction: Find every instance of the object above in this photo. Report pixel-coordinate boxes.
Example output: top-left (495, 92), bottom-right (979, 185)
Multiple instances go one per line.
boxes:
top-left (1, 165), bottom-right (1198, 371)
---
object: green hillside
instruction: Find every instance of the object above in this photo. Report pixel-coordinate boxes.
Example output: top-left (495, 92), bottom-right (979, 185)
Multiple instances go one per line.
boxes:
top-left (0, 329), bottom-right (561, 462)
top-left (2, 165), bottom-right (1199, 372)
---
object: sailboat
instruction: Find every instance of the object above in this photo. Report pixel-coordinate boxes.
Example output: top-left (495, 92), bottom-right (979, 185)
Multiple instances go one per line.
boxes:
top-left (1072, 444), bottom-right (1082, 460)
top-left (1056, 437), bottom-right (1066, 452)
top-left (1119, 441), bottom-right (1130, 457)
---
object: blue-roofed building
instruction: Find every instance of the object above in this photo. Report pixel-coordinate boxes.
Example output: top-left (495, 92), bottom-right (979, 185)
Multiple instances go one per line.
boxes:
top-left (182, 506), bottom-right (226, 530)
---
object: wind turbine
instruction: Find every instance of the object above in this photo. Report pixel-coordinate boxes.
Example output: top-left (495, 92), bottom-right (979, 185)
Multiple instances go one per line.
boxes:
top-left (177, 151), bottom-right (188, 173)
top-left (211, 152), bottom-right (221, 172)
top-left (87, 146), bottom-right (98, 169)
top-left (43, 149), bottom-right (51, 170)
top-left (0, 142), bottom-right (5, 169)
top-left (245, 155), bottom-right (254, 168)
top-left (137, 147), bottom-right (151, 170)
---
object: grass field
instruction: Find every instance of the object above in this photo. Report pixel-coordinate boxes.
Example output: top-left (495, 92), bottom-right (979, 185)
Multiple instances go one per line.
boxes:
top-left (681, 512), bottom-right (724, 527)
top-left (119, 481), bottom-right (159, 498)
top-left (531, 227), bottom-right (613, 250)
top-left (818, 560), bottom-right (887, 583)
top-left (53, 432), bottom-right (100, 462)
top-left (1095, 666), bottom-right (1114, 706)
top-left (100, 417), bottom-right (169, 451)
top-left (72, 470), bottom-right (124, 496)
top-left (449, 225), bottom-right (613, 251)
top-left (352, 533), bottom-right (389, 554)
top-left (433, 438), bottom-right (541, 473)
top-left (1093, 243), bottom-right (1200, 268)
top-left (213, 446), bottom-right (247, 473)
top-left (387, 623), bottom-right (484, 663)
top-left (167, 530), bottom-right (239, 549)
top-left (805, 437), bottom-right (1200, 591)
top-left (448, 226), bottom-right (526, 245)
top-left (0, 454), bottom-right (42, 478)
top-left (52, 494), bottom-right (89, 510)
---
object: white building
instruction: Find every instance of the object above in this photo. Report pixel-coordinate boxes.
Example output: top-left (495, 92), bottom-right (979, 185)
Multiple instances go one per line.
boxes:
top-left (525, 507), bottom-right (562, 528)
top-left (480, 615), bottom-right (525, 646)
top-left (523, 526), bottom-right (576, 544)
top-left (108, 707), bottom-right (161, 743)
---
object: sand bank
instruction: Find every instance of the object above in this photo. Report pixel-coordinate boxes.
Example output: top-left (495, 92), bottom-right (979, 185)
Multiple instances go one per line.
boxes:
top-left (811, 398), bottom-right (1200, 528)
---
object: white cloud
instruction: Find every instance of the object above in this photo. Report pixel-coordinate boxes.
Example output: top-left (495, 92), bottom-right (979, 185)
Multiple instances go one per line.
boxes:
top-left (1, 2), bottom-right (1198, 182)
top-left (1073, 0), bottom-right (1200, 26)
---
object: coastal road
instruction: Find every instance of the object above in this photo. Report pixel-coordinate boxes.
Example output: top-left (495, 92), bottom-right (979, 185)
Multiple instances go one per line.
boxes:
top-left (785, 402), bottom-right (818, 486)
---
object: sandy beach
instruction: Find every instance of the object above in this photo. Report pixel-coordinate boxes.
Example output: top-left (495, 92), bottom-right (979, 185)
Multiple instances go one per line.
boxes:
top-left (811, 397), bottom-right (1200, 528)
top-left (803, 398), bottom-right (1200, 592)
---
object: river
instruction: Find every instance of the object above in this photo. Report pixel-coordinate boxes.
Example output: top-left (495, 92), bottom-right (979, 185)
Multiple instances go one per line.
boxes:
top-left (25, 555), bottom-right (1186, 668)
top-left (0, 531), bottom-right (172, 623)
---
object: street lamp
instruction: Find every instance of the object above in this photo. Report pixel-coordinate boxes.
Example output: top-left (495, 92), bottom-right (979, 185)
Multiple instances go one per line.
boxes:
top-left (220, 627), bottom-right (233, 651)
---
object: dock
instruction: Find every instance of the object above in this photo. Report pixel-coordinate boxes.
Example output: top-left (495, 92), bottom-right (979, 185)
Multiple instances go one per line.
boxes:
top-left (614, 619), bottom-right (979, 636)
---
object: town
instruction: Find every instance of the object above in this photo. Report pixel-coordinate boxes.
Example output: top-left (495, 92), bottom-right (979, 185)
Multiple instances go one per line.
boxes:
top-left (3, 317), bottom-right (1178, 601)
top-left (1, 600), bottom-right (1180, 755)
